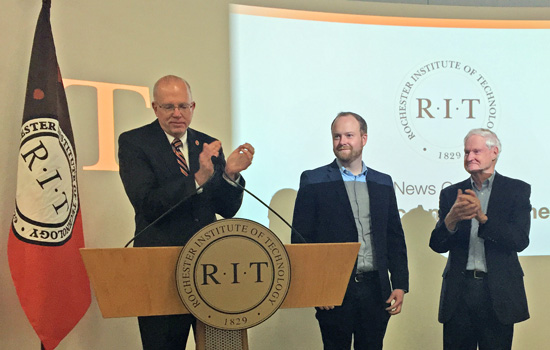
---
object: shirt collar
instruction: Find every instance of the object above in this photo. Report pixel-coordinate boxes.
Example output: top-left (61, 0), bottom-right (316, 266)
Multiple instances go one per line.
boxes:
top-left (165, 131), bottom-right (188, 147)
top-left (336, 159), bottom-right (368, 177)
top-left (470, 171), bottom-right (495, 191)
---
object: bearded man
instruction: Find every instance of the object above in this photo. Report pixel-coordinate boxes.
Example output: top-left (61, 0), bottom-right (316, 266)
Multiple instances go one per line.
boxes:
top-left (292, 112), bottom-right (409, 350)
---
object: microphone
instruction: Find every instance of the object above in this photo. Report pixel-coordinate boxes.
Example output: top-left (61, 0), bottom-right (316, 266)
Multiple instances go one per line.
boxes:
top-left (211, 154), bottom-right (223, 174)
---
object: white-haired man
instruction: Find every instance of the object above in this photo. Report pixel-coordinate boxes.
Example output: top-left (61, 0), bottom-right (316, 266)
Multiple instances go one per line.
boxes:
top-left (430, 128), bottom-right (531, 350)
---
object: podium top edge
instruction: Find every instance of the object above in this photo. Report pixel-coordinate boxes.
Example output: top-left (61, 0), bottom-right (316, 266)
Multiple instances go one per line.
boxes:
top-left (79, 242), bottom-right (361, 251)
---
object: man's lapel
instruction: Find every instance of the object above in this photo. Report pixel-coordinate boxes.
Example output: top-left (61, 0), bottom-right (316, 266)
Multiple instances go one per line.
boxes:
top-left (485, 172), bottom-right (503, 222)
top-left (186, 129), bottom-right (202, 174)
top-left (326, 161), bottom-right (356, 229)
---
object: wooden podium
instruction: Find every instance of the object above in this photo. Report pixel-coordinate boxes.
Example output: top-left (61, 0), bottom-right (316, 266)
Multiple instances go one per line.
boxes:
top-left (80, 243), bottom-right (359, 349)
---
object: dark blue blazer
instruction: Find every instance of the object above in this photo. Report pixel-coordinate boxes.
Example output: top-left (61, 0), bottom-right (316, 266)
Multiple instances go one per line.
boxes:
top-left (291, 160), bottom-right (409, 302)
top-left (429, 172), bottom-right (531, 325)
top-left (118, 120), bottom-right (244, 247)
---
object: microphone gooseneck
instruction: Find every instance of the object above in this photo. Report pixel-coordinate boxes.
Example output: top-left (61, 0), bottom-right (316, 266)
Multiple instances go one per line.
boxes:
top-left (224, 174), bottom-right (308, 243)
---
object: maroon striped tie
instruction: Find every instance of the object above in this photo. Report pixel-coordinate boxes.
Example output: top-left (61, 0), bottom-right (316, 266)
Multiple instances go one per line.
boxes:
top-left (171, 138), bottom-right (189, 176)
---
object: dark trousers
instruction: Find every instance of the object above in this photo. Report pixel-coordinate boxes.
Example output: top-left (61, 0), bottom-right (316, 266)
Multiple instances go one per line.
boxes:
top-left (138, 314), bottom-right (195, 350)
top-left (316, 272), bottom-right (391, 350)
top-left (443, 276), bottom-right (513, 350)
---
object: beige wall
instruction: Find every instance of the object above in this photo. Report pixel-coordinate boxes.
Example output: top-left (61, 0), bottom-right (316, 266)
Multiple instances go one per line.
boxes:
top-left (1, 1), bottom-right (549, 349)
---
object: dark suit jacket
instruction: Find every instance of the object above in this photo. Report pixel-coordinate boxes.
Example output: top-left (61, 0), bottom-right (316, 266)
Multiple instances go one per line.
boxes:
top-left (429, 172), bottom-right (531, 325)
top-left (118, 120), bottom-right (244, 247)
top-left (291, 160), bottom-right (409, 302)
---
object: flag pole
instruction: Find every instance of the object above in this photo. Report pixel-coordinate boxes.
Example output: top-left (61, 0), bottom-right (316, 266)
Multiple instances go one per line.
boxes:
top-left (8, 0), bottom-right (91, 348)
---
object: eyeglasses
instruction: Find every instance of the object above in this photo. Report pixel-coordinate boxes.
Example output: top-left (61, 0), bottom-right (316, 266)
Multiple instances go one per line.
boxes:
top-left (157, 102), bottom-right (195, 113)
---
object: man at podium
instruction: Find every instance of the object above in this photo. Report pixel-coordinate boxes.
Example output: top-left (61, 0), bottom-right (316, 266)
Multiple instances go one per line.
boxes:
top-left (292, 112), bottom-right (409, 350)
top-left (118, 75), bottom-right (254, 349)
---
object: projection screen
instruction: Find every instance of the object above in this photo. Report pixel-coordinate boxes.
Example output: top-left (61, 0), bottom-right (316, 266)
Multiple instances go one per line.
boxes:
top-left (229, 5), bottom-right (550, 256)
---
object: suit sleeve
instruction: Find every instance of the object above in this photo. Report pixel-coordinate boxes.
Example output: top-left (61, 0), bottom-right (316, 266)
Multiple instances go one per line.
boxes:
top-left (478, 182), bottom-right (531, 252)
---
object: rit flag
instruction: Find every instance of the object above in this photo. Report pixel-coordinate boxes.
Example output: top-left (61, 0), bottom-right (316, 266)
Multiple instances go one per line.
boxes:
top-left (8, 1), bottom-right (91, 349)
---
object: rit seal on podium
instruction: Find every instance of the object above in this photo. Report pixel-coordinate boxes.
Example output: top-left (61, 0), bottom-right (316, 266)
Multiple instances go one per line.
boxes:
top-left (176, 218), bottom-right (291, 330)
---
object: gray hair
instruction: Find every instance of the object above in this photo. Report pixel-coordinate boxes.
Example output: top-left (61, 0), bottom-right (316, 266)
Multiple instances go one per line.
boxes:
top-left (464, 128), bottom-right (501, 158)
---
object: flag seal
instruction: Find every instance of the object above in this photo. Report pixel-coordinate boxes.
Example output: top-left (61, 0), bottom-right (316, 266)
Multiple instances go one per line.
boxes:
top-left (13, 117), bottom-right (79, 246)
